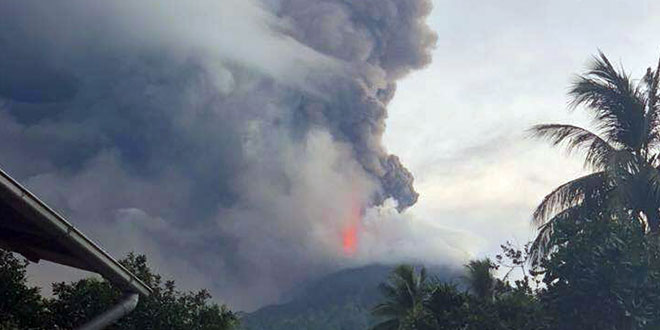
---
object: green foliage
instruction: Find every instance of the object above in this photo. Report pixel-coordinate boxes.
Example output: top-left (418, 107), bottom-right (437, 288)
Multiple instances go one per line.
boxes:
top-left (0, 250), bottom-right (238, 329)
top-left (463, 258), bottom-right (497, 301)
top-left (530, 51), bottom-right (660, 259)
top-left (49, 252), bottom-right (238, 330)
top-left (541, 218), bottom-right (660, 330)
top-left (0, 249), bottom-right (46, 329)
top-left (371, 258), bottom-right (549, 330)
top-left (520, 51), bottom-right (660, 329)
top-left (371, 265), bottom-right (431, 330)
top-left (424, 282), bottom-right (471, 330)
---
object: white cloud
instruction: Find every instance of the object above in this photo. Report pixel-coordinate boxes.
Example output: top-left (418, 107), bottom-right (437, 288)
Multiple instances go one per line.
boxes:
top-left (385, 0), bottom-right (660, 257)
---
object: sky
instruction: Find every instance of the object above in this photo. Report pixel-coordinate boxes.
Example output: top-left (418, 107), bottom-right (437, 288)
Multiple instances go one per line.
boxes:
top-left (4, 0), bottom-right (660, 311)
top-left (385, 0), bottom-right (660, 258)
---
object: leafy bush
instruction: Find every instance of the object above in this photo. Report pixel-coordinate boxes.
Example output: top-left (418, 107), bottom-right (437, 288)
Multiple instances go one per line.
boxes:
top-left (0, 250), bottom-right (238, 330)
top-left (0, 249), bottom-right (46, 329)
top-left (541, 218), bottom-right (660, 330)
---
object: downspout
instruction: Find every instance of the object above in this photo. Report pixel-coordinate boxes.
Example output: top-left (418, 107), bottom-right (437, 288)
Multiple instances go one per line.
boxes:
top-left (75, 293), bottom-right (140, 330)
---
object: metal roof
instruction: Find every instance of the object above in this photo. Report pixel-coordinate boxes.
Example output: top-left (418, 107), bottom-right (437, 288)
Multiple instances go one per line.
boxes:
top-left (0, 168), bottom-right (151, 296)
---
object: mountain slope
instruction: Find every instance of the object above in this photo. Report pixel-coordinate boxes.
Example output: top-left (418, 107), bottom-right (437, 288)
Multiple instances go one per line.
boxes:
top-left (240, 264), bottom-right (458, 330)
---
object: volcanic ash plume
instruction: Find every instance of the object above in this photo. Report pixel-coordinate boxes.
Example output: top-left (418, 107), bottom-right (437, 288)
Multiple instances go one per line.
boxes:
top-left (277, 0), bottom-right (437, 209)
top-left (0, 0), bottom-right (440, 309)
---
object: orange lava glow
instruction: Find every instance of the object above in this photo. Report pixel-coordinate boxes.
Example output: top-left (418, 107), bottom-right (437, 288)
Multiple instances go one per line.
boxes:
top-left (342, 225), bottom-right (358, 256)
top-left (341, 198), bottom-right (362, 256)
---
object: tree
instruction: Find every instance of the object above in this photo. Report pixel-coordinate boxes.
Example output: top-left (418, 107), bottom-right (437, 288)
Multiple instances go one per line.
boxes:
top-left (540, 216), bottom-right (660, 330)
top-left (463, 258), bottom-right (498, 301)
top-left (372, 260), bottom-right (549, 330)
top-left (47, 253), bottom-right (238, 330)
top-left (0, 249), bottom-right (238, 329)
top-left (0, 249), bottom-right (46, 329)
top-left (424, 282), bottom-right (469, 330)
top-left (458, 253), bottom-right (548, 330)
top-left (530, 51), bottom-right (660, 259)
top-left (371, 265), bottom-right (431, 330)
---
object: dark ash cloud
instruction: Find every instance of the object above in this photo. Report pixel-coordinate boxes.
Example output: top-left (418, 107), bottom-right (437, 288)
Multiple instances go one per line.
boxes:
top-left (0, 0), bottom-right (437, 310)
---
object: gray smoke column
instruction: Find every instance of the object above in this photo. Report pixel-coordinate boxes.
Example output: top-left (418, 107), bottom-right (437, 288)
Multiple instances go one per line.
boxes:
top-left (277, 0), bottom-right (436, 210)
top-left (0, 0), bottom-right (440, 309)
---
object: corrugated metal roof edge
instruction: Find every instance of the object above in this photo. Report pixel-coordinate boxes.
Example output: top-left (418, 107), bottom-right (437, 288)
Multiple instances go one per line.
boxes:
top-left (0, 168), bottom-right (152, 296)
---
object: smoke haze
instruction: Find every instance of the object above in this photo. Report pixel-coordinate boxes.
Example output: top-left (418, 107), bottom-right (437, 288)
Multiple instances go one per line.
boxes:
top-left (0, 0), bottom-right (463, 309)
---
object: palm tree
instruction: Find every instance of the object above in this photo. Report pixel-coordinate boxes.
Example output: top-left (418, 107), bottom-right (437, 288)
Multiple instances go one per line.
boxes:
top-left (425, 283), bottom-right (468, 330)
top-left (463, 258), bottom-right (497, 301)
top-left (372, 265), bottom-right (430, 330)
top-left (530, 51), bottom-right (660, 260)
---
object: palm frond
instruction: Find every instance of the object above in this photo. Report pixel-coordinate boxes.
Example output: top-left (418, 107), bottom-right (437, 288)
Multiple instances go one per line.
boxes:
top-left (463, 259), bottom-right (495, 300)
top-left (529, 222), bottom-right (553, 265)
top-left (611, 162), bottom-right (660, 230)
top-left (530, 52), bottom-right (660, 259)
top-left (646, 165), bottom-right (660, 202)
top-left (530, 206), bottom-right (588, 263)
top-left (531, 124), bottom-right (616, 170)
top-left (372, 302), bottom-right (404, 317)
top-left (371, 265), bottom-right (429, 330)
top-left (532, 171), bottom-right (608, 226)
top-left (569, 51), bottom-right (647, 150)
top-left (643, 56), bottom-right (660, 151)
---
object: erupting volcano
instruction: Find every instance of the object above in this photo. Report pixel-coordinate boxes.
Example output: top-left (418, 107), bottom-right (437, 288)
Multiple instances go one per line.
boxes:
top-left (0, 0), bottom-right (436, 310)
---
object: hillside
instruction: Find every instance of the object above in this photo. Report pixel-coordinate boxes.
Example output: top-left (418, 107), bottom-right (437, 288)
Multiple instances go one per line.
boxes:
top-left (240, 264), bottom-right (458, 330)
